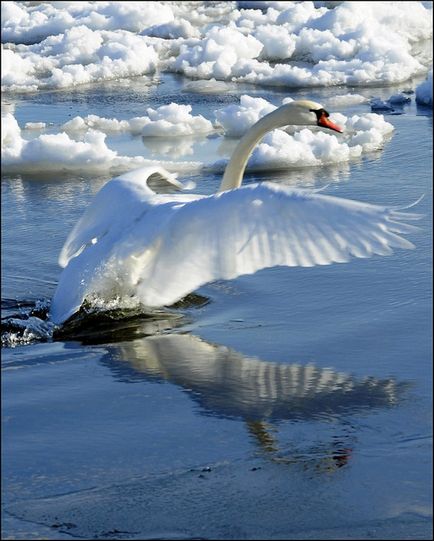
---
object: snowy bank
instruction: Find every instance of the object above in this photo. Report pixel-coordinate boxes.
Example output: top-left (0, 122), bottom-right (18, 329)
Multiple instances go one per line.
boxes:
top-left (171, 2), bottom-right (432, 87)
top-left (1, 27), bottom-right (158, 91)
top-left (1, 1), bottom-right (431, 92)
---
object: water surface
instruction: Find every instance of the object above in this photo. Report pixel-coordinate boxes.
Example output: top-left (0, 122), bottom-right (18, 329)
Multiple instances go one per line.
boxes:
top-left (2, 74), bottom-right (432, 539)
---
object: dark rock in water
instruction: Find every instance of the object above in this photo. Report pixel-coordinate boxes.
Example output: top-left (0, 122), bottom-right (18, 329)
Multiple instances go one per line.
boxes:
top-left (370, 94), bottom-right (411, 115)
top-left (388, 93), bottom-right (411, 105)
top-left (370, 98), bottom-right (394, 112)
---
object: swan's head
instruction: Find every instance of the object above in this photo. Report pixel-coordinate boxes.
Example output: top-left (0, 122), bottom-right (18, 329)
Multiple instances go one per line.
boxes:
top-left (280, 99), bottom-right (344, 133)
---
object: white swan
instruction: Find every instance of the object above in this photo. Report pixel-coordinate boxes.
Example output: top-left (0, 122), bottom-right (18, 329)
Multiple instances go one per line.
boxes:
top-left (50, 100), bottom-right (420, 325)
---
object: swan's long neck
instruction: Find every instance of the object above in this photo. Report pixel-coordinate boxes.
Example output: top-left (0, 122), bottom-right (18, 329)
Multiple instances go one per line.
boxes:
top-left (218, 108), bottom-right (291, 193)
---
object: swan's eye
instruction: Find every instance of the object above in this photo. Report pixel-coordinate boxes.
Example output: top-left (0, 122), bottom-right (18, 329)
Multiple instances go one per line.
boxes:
top-left (310, 108), bottom-right (330, 120)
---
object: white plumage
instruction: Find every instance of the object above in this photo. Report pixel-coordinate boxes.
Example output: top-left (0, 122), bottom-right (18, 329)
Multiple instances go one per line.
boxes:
top-left (50, 165), bottom-right (420, 325)
top-left (50, 101), bottom-right (420, 325)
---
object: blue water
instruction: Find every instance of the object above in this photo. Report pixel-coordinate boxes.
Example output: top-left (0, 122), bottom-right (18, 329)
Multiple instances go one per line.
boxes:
top-left (1, 74), bottom-right (432, 540)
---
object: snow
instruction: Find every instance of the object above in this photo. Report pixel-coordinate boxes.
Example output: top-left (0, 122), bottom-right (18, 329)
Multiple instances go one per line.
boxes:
top-left (237, 2), bottom-right (290, 8)
top-left (215, 95), bottom-right (277, 137)
top-left (171, 2), bottom-right (431, 87)
top-left (247, 110), bottom-right (394, 170)
top-left (2, 27), bottom-right (158, 91)
top-left (173, 25), bottom-right (264, 80)
top-left (416, 70), bottom-right (433, 105)
top-left (24, 122), bottom-right (46, 130)
top-left (2, 1), bottom-right (431, 92)
top-left (139, 103), bottom-right (215, 137)
top-left (1, 1), bottom-right (175, 44)
top-left (1, 113), bottom-right (202, 174)
top-left (1, 46), bottom-right (38, 92)
top-left (213, 95), bottom-right (394, 170)
top-left (253, 24), bottom-right (297, 61)
top-left (140, 19), bottom-right (201, 40)
top-left (325, 94), bottom-right (369, 107)
top-left (61, 115), bottom-right (129, 134)
top-left (1, 98), bottom-right (394, 175)
top-left (182, 78), bottom-right (235, 93)
top-left (61, 103), bottom-right (215, 137)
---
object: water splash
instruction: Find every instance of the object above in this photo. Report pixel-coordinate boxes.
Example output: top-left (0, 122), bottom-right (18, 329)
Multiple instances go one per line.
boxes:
top-left (1, 293), bottom-right (208, 348)
top-left (1, 299), bottom-right (54, 347)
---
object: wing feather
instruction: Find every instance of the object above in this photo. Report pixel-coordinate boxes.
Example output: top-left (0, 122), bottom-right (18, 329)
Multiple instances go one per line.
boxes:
top-left (50, 180), bottom-right (421, 325)
top-left (129, 182), bottom-right (421, 307)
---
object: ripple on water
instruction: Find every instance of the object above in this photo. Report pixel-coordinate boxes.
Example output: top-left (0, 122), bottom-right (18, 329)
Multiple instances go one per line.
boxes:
top-left (1, 293), bottom-right (209, 348)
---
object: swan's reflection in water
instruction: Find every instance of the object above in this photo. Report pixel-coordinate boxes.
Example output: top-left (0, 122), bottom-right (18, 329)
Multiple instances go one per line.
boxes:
top-left (109, 334), bottom-right (404, 420)
top-left (104, 333), bottom-right (408, 471)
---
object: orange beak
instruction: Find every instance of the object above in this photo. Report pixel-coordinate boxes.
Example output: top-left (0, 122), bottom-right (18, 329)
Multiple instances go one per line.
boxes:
top-left (317, 111), bottom-right (344, 133)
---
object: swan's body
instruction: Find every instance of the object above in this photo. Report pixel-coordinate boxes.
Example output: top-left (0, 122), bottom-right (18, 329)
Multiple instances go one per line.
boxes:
top-left (50, 100), bottom-right (420, 325)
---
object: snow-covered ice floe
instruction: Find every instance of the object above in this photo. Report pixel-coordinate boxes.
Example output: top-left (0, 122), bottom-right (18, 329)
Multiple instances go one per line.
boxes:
top-left (1, 1), bottom-right (432, 92)
top-left (171, 0), bottom-right (432, 87)
top-left (1, 1), bottom-right (175, 44)
top-left (212, 95), bottom-right (394, 171)
top-left (416, 69), bottom-right (433, 105)
top-left (215, 95), bottom-right (281, 138)
top-left (324, 94), bottom-right (369, 108)
top-left (1, 113), bottom-right (202, 174)
top-left (61, 103), bottom-right (215, 137)
top-left (1, 28), bottom-right (159, 92)
top-left (1, 96), bottom-right (394, 174)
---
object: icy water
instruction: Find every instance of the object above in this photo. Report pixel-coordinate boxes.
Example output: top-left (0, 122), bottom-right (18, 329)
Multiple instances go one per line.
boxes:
top-left (2, 74), bottom-right (433, 540)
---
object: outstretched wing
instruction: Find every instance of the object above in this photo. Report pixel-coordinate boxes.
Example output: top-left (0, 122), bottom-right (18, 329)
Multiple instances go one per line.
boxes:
top-left (51, 181), bottom-right (421, 325)
top-left (58, 166), bottom-right (182, 268)
top-left (126, 181), bottom-right (421, 307)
